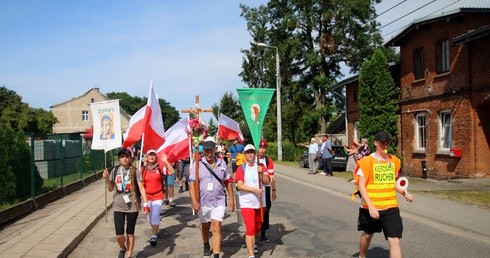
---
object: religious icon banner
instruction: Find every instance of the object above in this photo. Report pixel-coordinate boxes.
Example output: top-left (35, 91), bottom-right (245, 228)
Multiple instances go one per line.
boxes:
top-left (90, 100), bottom-right (122, 152)
top-left (236, 88), bottom-right (275, 148)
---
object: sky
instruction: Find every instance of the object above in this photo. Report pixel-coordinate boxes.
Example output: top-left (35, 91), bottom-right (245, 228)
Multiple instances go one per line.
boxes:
top-left (1, 0), bottom-right (489, 123)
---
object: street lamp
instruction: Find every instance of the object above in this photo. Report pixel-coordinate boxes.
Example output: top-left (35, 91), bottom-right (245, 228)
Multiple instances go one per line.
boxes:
top-left (253, 42), bottom-right (282, 161)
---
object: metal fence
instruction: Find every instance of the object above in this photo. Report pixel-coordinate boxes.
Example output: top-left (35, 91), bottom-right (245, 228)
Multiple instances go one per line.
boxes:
top-left (22, 132), bottom-right (114, 200)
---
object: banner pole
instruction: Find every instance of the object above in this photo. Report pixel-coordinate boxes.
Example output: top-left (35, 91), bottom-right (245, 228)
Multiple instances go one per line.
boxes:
top-left (104, 153), bottom-right (108, 222)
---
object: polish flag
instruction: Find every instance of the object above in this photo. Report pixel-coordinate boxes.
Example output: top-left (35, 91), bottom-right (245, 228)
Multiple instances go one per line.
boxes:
top-left (122, 84), bottom-right (165, 152)
top-left (218, 114), bottom-right (244, 142)
top-left (156, 117), bottom-right (191, 164)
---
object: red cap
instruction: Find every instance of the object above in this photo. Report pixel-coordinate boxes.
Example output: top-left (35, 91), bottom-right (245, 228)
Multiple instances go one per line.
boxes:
top-left (259, 139), bottom-right (268, 147)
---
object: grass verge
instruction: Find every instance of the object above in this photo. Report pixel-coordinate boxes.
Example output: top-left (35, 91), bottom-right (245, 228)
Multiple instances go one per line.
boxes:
top-left (276, 160), bottom-right (490, 209)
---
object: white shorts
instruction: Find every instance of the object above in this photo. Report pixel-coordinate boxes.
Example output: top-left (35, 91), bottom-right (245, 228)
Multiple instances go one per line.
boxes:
top-left (147, 199), bottom-right (163, 226)
top-left (199, 205), bottom-right (226, 223)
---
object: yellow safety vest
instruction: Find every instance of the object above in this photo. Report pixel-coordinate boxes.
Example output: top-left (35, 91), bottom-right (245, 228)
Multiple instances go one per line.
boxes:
top-left (357, 154), bottom-right (401, 210)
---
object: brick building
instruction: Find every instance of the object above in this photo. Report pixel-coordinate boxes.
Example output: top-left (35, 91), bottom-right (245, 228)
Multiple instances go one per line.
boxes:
top-left (386, 8), bottom-right (490, 179)
top-left (342, 8), bottom-right (490, 179)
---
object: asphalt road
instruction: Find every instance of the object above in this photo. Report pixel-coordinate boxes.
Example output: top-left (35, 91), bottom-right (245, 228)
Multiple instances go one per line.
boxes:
top-left (69, 164), bottom-right (490, 258)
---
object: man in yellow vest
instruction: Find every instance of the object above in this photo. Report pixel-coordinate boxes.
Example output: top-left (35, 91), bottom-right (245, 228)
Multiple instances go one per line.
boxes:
top-left (355, 131), bottom-right (413, 258)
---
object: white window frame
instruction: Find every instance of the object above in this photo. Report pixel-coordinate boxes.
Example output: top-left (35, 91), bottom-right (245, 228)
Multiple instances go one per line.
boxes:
top-left (415, 113), bottom-right (426, 151)
top-left (439, 110), bottom-right (452, 151)
top-left (82, 110), bottom-right (89, 122)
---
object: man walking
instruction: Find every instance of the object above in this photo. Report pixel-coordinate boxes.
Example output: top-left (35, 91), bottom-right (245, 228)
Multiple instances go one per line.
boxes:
top-left (189, 138), bottom-right (235, 258)
top-left (320, 134), bottom-right (334, 176)
top-left (256, 139), bottom-right (276, 242)
top-left (355, 131), bottom-right (413, 258)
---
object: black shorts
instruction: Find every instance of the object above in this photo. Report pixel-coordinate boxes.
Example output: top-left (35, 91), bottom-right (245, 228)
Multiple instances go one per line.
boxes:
top-left (357, 207), bottom-right (403, 239)
top-left (114, 211), bottom-right (139, 235)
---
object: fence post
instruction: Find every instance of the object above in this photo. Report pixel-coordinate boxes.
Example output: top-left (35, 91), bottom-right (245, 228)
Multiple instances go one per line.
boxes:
top-left (60, 135), bottom-right (64, 187)
top-left (30, 132), bottom-right (35, 198)
top-left (79, 134), bottom-right (83, 181)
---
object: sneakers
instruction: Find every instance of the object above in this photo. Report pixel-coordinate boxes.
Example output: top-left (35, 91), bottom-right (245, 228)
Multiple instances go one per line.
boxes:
top-left (179, 186), bottom-right (184, 193)
top-left (118, 249), bottom-right (126, 258)
top-left (202, 243), bottom-right (211, 257)
top-left (254, 244), bottom-right (259, 254)
top-left (321, 172), bottom-right (327, 176)
top-left (149, 235), bottom-right (157, 246)
top-left (168, 201), bottom-right (176, 207)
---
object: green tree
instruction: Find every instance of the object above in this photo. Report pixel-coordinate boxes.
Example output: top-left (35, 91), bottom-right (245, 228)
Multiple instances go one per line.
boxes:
top-left (0, 86), bottom-right (57, 134)
top-left (240, 0), bottom-right (383, 144)
top-left (106, 92), bottom-right (179, 129)
top-left (358, 48), bottom-right (399, 151)
top-left (0, 128), bottom-right (17, 203)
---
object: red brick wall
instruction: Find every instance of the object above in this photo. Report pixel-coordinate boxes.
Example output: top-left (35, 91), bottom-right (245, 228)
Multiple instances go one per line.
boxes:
top-left (396, 12), bottom-right (490, 179)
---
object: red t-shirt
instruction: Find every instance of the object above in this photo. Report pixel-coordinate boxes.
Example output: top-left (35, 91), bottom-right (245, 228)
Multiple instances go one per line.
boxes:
top-left (142, 165), bottom-right (165, 201)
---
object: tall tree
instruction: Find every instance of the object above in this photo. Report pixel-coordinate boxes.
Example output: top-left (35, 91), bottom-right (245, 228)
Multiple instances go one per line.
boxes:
top-left (0, 86), bottom-right (57, 134)
top-left (106, 92), bottom-right (179, 129)
top-left (358, 48), bottom-right (399, 151)
top-left (240, 0), bottom-right (382, 143)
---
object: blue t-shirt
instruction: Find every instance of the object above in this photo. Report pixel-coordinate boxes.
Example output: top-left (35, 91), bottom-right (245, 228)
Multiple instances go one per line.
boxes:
top-left (229, 143), bottom-right (244, 160)
top-left (321, 141), bottom-right (333, 159)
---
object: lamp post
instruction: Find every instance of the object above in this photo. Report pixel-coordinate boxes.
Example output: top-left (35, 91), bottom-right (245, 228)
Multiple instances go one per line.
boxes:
top-left (254, 42), bottom-right (282, 161)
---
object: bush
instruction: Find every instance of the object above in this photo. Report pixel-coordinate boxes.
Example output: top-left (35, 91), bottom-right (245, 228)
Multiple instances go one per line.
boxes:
top-left (0, 129), bottom-right (43, 203)
top-left (263, 140), bottom-right (305, 162)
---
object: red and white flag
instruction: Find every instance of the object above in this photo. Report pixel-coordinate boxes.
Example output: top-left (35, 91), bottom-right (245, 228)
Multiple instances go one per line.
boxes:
top-left (122, 84), bottom-right (165, 152)
top-left (156, 117), bottom-right (191, 164)
top-left (218, 114), bottom-right (244, 142)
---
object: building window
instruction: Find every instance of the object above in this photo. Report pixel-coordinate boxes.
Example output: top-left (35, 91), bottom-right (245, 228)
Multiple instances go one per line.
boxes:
top-left (413, 48), bottom-right (425, 79)
top-left (91, 98), bottom-right (95, 103)
top-left (436, 39), bottom-right (450, 73)
top-left (82, 110), bottom-right (89, 122)
top-left (415, 113), bottom-right (426, 150)
top-left (439, 111), bottom-right (452, 150)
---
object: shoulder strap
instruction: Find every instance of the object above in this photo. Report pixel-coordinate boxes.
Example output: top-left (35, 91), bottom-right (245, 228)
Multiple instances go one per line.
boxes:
top-left (199, 160), bottom-right (224, 186)
top-left (112, 165), bottom-right (121, 182)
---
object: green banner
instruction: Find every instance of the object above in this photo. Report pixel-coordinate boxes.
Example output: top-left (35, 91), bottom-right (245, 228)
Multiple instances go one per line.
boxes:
top-left (236, 88), bottom-right (275, 148)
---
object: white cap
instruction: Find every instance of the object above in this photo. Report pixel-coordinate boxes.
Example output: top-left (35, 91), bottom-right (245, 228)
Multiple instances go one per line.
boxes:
top-left (146, 149), bottom-right (157, 155)
top-left (243, 144), bottom-right (256, 152)
top-left (203, 136), bottom-right (216, 143)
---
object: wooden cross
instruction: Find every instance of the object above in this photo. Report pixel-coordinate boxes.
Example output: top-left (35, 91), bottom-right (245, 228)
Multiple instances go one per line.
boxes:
top-left (181, 95), bottom-right (214, 214)
top-left (181, 95), bottom-right (214, 118)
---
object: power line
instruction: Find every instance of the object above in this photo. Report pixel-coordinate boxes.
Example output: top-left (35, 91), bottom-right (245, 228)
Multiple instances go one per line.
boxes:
top-left (376, 0), bottom-right (407, 18)
top-left (380, 0), bottom-right (437, 30)
top-left (382, 0), bottom-right (462, 38)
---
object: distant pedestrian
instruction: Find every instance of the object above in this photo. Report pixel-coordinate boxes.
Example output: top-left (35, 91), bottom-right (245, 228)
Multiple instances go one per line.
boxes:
top-left (141, 149), bottom-right (174, 246)
top-left (189, 138), bottom-right (235, 258)
top-left (102, 148), bottom-right (149, 258)
top-left (178, 158), bottom-right (190, 193)
top-left (320, 134), bottom-right (334, 176)
top-left (165, 163), bottom-right (177, 207)
top-left (235, 144), bottom-right (270, 258)
top-left (256, 139), bottom-right (276, 242)
top-left (345, 144), bottom-right (358, 182)
top-left (308, 136), bottom-right (320, 174)
top-left (229, 137), bottom-right (244, 173)
top-left (355, 131), bottom-right (413, 258)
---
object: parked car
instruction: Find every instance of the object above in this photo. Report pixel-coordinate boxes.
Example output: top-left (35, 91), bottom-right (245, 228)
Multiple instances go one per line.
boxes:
top-left (299, 145), bottom-right (348, 171)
